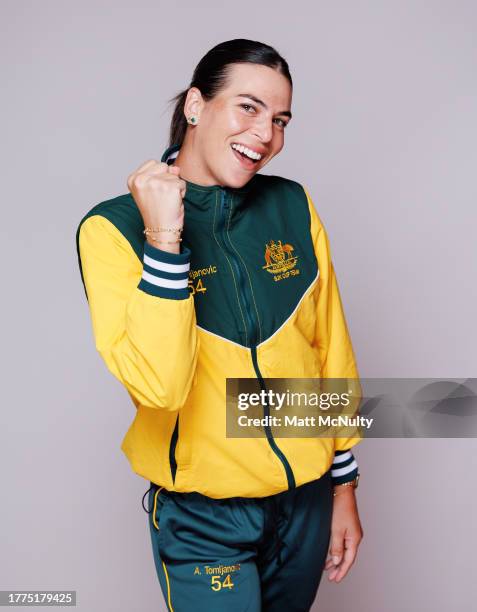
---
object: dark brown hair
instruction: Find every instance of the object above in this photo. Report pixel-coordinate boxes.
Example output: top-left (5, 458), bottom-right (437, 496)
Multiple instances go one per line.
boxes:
top-left (168, 38), bottom-right (292, 148)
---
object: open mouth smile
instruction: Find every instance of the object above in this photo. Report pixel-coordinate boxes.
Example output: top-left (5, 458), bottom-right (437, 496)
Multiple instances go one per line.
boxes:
top-left (230, 142), bottom-right (264, 170)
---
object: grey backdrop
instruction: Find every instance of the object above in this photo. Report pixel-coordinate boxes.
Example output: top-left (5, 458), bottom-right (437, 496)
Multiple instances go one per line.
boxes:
top-left (1, 1), bottom-right (476, 610)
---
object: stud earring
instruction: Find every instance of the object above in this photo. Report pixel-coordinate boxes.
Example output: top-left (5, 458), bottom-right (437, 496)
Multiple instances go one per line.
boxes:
top-left (187, 116), bottom-right (198, 125)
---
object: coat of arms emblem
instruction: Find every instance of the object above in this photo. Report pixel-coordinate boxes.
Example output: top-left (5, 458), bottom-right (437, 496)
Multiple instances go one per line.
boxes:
top-left (262, 240), bottom-right (298, 274)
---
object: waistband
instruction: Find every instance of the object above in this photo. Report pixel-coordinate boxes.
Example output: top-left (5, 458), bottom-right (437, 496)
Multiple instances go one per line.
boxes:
top-left (141, 471), bottom-right (332, 568)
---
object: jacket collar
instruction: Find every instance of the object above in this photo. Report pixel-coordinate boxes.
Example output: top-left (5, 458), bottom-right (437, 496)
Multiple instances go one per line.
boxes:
top-left (161, 144), bottom-right (256, 222)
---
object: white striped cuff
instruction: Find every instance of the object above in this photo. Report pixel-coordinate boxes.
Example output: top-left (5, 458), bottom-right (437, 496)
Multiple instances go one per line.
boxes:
top-left (331, 449), bottom-right (359, 484)
top-left (138, 240), bottom-right (191, 300)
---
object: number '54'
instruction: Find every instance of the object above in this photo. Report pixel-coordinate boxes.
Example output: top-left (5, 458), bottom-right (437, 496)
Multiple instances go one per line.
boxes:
top-left (211, 574), bottom-right (234, 591)
top-left (188, 279), bottom-right (207, 295)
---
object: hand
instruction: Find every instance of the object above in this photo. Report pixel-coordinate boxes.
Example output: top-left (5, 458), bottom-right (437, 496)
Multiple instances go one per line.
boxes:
top-left (127, 160), bottom-right (186, 252)
top-left (324, 487), bottom-right (363, 583)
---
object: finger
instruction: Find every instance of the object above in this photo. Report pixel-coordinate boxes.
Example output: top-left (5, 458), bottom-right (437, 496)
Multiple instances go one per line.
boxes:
top-left (325, 551), bottom-right (345, 577)
top-left (330, 539), bottom-right (358, 582)
top-left (147, 173), bottom-right (185, 188)
top-left (141, 161), bottom-right (170, 177)
top-left (128, 160), bottom-right (169, 190)
top-left (328, 531), bottom-right (345, 566)
top-left (134, 159), bottom-right (159, 173)
top-left (178, 178), bottom-right (186, 198)
top-left (161, 173), bottom-right (186, 197)
top-left (324, 557), bottom-right (337, 570)
top-left (167, 165), bottom-right (181, 175)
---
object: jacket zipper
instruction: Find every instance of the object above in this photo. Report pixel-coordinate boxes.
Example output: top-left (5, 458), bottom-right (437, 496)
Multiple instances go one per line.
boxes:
top-left (218, 188), bottom-right (296, 490)
top-left (169, 416), bottom-right (179, 484)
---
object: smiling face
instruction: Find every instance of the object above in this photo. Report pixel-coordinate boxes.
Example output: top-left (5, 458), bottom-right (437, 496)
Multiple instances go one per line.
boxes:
top-left (181, 62), bottom-right (293, 188)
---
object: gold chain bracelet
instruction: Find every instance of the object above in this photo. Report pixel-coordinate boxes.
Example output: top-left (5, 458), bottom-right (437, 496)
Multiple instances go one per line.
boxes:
top-left (332, 482), bottom-right (354, 497)
top-left (143, 226), bottom-right (183, 235)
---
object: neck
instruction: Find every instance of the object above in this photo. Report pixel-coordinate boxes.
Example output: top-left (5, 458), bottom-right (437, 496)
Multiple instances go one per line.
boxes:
top-left (173, 133), bottom-right (220, 187)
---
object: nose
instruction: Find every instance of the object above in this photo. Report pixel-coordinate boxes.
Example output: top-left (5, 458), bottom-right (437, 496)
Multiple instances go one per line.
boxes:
top-left (252, 116), bottom-right (273, 144)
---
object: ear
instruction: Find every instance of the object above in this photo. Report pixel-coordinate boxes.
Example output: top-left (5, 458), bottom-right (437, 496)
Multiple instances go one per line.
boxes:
top-left (183, 87), bottom-right (204, 123)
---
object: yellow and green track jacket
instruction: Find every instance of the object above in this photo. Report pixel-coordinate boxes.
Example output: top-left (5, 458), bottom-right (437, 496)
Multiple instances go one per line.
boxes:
top-left (75, 144), bottom-right (362, 499)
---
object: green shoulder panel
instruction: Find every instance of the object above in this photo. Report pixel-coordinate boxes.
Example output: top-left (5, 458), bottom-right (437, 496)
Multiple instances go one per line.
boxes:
top-left (75, 192), bottom-right (143, 301)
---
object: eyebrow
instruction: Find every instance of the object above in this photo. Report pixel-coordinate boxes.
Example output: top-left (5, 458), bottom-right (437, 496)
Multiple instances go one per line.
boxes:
top-left (237, 93), bottom-right (292, 119)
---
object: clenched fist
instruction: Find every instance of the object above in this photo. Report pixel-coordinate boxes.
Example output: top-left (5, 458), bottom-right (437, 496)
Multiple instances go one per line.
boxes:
top-left (127, 160), bottom-right (187, 254)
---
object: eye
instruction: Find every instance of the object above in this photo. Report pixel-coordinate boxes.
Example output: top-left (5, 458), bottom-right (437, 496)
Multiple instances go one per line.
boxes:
top-left (273, 117), bottom-right (288, 128)
top-left (240, 103), bottom-right (256, 113)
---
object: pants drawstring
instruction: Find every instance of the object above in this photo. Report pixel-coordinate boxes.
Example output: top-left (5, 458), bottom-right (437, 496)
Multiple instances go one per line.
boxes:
top-left (142, 484), bottom-right (154, 513)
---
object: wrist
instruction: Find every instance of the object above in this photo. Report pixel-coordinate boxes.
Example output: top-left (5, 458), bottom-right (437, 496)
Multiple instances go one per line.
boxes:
top-left (333, 484), bottom-right (356, 497)
top-left (332, 472), bottom-right (360, 497)
top-left (145, 236), bottom-right (181, 254)
top-left (143, 223), bottom-right (183, 254)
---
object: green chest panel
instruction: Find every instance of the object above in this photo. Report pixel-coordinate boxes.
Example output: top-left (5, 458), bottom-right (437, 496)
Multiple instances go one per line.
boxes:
top-left (76, 175), bottom-right (318, 347)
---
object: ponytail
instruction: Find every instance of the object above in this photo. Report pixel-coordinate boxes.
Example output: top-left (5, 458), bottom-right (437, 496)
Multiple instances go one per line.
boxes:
top-left (168, 89), bottom-right (189, 151)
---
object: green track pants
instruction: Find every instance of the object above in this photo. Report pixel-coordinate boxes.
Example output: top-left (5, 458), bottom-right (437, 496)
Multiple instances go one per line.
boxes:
top-left (144, 469), bottom-right (333, 611)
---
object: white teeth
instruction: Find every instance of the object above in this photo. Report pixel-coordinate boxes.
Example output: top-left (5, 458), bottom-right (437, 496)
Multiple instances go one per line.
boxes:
top-left (231, 143), bottom-right (262, 161)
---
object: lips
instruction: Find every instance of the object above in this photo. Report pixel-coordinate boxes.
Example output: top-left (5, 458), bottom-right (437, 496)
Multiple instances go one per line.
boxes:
top-left (231, 142), bottom-right (265, 159)
top-left (230, 145), bottom-right (263, 171)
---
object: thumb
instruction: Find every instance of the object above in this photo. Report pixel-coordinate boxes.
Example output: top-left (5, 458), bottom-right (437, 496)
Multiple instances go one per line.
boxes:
top-left (168, 165), bottom-right (181, 175)
top-left (329, 532), bottom-right (345, 565)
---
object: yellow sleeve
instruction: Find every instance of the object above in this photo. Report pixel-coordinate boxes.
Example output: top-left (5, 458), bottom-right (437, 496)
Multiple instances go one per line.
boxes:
top-left (78, 214), bottom-right (199, 412)
top-left (304, 187), bottom-right (363, 452)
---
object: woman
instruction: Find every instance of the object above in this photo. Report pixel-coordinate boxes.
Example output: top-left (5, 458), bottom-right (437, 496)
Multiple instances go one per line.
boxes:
top-left (76, 39), bottom-right (363, 612)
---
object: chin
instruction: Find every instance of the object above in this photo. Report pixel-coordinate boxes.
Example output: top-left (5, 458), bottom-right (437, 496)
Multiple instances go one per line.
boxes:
top-left (220, 169), bottom-right (258, 189)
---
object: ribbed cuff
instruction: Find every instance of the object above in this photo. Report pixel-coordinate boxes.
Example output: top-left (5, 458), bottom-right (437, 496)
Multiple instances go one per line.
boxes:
top-left (331, 449), bottom-right (359, 485)
top-left (138, 240), bottom-right (191, 300)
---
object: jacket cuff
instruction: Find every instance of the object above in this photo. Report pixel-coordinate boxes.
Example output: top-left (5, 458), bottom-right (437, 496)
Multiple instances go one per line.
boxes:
top-left (138, 240), bottom-right (191, 300)
top-left (331, 449), bottom-right (359, 485)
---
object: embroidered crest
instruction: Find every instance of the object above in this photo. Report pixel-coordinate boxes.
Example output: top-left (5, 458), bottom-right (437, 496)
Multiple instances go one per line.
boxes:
top-left (262, 240), bottom-right (298, 274)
